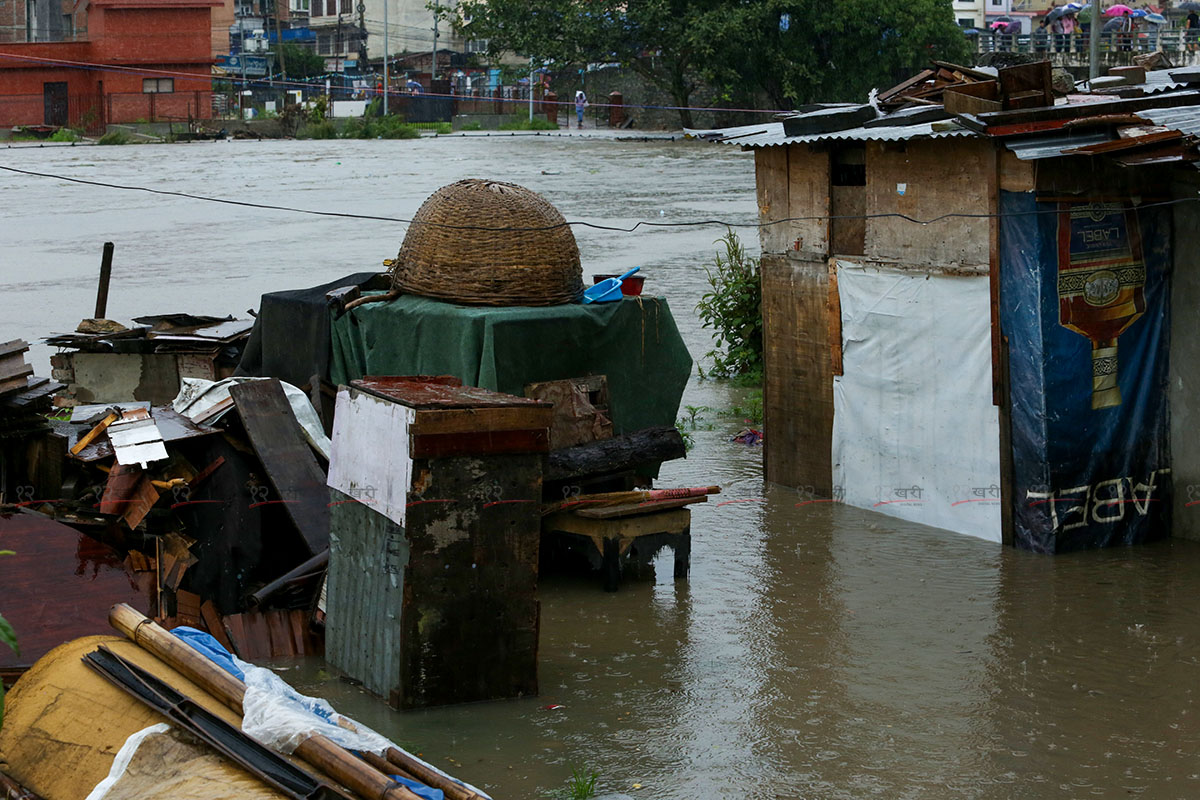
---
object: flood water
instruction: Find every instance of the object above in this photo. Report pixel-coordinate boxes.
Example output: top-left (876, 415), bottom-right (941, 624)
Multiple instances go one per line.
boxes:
top-left (5, 136), bottom-right (1200, 799)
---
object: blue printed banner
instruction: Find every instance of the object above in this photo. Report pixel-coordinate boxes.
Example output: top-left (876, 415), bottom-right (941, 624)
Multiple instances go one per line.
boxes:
top-left (1000, 193), bottom-right (1171, 553)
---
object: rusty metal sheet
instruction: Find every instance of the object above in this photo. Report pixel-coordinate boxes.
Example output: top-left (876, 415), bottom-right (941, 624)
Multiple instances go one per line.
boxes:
top-left (354, 376), bottom-right (552, 410)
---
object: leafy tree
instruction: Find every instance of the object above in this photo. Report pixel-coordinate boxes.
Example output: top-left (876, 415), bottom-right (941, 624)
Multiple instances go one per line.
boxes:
top-left (698, 0), bottom-right (973, 110)
top-left (454, 0), bottom-right (972, 127)
top-left (278, 43), bottom-right (326, 80)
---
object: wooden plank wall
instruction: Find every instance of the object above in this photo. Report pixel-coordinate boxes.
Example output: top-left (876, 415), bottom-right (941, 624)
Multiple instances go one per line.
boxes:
top-left (756, 143), bottom-right (834, 494)
top-left (865, 139), bottom-right (993, 269)
top-left (756, 145), bottom-right (829, 257)
top-left (762, 255), bottom-right (835, 495)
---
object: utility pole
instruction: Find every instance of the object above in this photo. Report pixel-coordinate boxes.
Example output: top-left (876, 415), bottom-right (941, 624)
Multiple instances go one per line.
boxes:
top-left (528, 56), bottom-right (534, 122)
top-left (431, 1), bottom-right (438, 81)
top-left (273, 0), bottom-right (287, 83)
top-left (383, 0), bottom-right (389, 114)
top-left (336, 12), bottom-right (343, 82)
top-left (1088, 0), bottom-right (1102, 82)
top-left (357, 1), bottom-right (367, 68)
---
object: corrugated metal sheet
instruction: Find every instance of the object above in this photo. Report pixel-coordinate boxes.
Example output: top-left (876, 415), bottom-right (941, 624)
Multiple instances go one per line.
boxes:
top-left (326, 486), bottom-right (409, 701)
top-left (1004, 105), bottom-right (1200, 160)
top-left (1144, 69), bottom-right (1190, 94)
top-left (1140, 105), bottom-right (1200, 136)
top-left (1005, 131), bottom-right (1114, 160)
top-left (688, 118), bottom-right (977, 148)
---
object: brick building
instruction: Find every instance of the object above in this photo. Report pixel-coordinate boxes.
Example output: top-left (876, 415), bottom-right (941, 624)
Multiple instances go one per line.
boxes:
top-left (0, 0), bottom-right (220, 130)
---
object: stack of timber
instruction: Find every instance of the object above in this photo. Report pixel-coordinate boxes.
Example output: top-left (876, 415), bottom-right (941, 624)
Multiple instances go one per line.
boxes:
top-left (0, 339), bottom-right (63, 504)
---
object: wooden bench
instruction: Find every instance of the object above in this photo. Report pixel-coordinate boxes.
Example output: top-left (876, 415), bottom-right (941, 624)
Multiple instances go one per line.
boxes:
top-left (542, 498), bottom-right (696, 591)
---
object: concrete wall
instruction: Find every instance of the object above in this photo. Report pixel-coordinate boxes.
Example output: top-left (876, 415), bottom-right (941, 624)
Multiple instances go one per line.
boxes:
top-left (1171, 173), bottom-right (1200, 541)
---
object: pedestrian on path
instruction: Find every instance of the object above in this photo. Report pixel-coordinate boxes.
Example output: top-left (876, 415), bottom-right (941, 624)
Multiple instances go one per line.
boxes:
top-left (575, 90), bottom-right (588, 128)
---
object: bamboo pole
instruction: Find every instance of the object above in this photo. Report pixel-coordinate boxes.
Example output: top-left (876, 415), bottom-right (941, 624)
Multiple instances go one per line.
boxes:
top-left (108, 604), bottom-right (420, 800)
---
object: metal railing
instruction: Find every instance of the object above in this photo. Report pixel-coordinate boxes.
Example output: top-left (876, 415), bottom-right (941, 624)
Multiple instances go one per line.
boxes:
top-left (975, 27), bottom-right (1195, 54)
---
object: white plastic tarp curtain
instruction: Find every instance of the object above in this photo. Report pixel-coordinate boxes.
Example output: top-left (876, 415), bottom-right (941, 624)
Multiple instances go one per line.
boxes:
top-left (832, 260), bottom-right (1002, 542)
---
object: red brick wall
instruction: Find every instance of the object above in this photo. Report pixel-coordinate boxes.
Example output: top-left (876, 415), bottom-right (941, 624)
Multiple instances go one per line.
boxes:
top-left (0, 0), bottom-right (217, 127)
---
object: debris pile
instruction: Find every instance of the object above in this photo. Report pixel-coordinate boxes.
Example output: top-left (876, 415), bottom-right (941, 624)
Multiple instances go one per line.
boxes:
top-left (5, 373), bottom-right (332, 671)
top-left (48, 314), bottom-right (254, 407)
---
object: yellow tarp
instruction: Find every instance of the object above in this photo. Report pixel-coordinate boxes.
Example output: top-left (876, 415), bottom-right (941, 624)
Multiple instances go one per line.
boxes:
top-left (0, 635), bottom-right (288, 800)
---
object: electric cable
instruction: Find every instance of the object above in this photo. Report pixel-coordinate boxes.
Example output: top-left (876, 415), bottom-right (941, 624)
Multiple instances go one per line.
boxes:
top-left (1, 162), bottom-right (1195, 233)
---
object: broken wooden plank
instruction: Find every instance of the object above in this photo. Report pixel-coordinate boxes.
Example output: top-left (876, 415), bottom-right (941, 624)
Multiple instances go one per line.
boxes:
top-left (69, 411), bottom-right (118, 456)
top-left (1062, 129), bottom-right (1183, 155)
top-left (572, 495), bottom-right (708, 519)
top-left (200, 600), bottom-right (236, 652)
top-left (230, 379), bottom-right (329, 556)
top-left (782, 104), bottom-right (876, 137)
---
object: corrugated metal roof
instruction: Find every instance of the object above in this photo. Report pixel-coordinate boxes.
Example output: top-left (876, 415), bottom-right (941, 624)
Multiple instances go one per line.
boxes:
top-left (686, 118), bottom-right (977, 148)
top-left (1003, 104), bottom-right (1200, 159)
top-left (1005, 131), bottom-right (1114, 160)
top-left (1139, 105), bottom-right (1200, 136)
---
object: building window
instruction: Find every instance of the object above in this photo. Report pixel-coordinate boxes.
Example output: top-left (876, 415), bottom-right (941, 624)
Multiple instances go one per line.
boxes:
top-left (317, 34), bottom-right (331, 54)
top-left (311, 0), bottom-right (322, 15)
top-left (292, 0), bottom-right (309, 11)
top-left (339, 0), bottom-right (349, 13)
top-left (326, 0), bottom-right (335, 16)
top-left (143, 78), bottom-right (174, 93)
top-left (466, 39), bottom-right (488, 54)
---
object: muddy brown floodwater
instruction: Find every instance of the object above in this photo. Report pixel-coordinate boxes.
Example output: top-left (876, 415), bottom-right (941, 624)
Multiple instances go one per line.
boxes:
top-left (4, 136), bottom-right (1200, 799)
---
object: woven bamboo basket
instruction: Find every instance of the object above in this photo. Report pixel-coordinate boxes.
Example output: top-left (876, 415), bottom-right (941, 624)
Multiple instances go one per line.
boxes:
top-left (390, 179), bottom-right (584, 306)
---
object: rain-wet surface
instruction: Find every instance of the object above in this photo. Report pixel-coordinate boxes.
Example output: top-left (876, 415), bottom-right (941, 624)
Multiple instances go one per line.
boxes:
top-left (5, 137), bottom-right (1200, 799)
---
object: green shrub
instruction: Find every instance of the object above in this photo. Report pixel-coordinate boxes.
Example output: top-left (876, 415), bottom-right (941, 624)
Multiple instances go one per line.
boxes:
top-left (97, 130), bottom-right (131, 145)
top-left (381, 125), bottom-right (420, 139)
top-left (49, 128), bottom-right (79, 142)
top-left (300, 120), bottom-right (338, 139)
top-left (459, 120), bottom-right (483, 131)
top-left (697, 229), bottom-right (763, 381)
top-left (499, 116), bottom-right (559, 131)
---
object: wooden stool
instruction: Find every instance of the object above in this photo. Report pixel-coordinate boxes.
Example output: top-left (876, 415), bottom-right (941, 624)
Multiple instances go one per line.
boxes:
top-left (542, 501), bottom-right (693, 592)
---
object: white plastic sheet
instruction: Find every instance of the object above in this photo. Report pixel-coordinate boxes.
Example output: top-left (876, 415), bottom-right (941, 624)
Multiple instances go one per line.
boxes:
top-left (172, 377), bottom-right (331, 461)
top-left (233, 655), bottom-right (394, 756)
top-left (832, 261), bottom-right (1002, 542)
top-left (85, 723), bottom-right (171, 800)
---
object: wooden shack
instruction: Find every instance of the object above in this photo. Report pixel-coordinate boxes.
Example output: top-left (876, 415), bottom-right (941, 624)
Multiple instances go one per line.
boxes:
top-left (702, 70), bottom-right (1200, 552)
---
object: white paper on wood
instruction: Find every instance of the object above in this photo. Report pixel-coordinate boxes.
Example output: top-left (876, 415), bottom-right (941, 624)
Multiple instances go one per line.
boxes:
top-left (832, 260), bottom-right (1002, 542)
top-left (327, 387), bottom-right (416, 528)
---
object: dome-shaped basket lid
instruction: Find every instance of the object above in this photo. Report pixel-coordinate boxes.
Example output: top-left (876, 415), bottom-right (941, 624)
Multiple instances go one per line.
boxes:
top-left (390, 179), bottom-right (584, 306)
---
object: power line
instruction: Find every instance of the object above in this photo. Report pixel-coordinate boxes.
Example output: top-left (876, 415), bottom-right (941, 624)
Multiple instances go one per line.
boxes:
top-left (0, 162), bottom-right (1194, 233)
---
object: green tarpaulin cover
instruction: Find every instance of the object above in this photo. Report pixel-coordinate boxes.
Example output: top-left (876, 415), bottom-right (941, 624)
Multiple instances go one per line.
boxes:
top-left (330, 294), bottom-right (692, 435)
